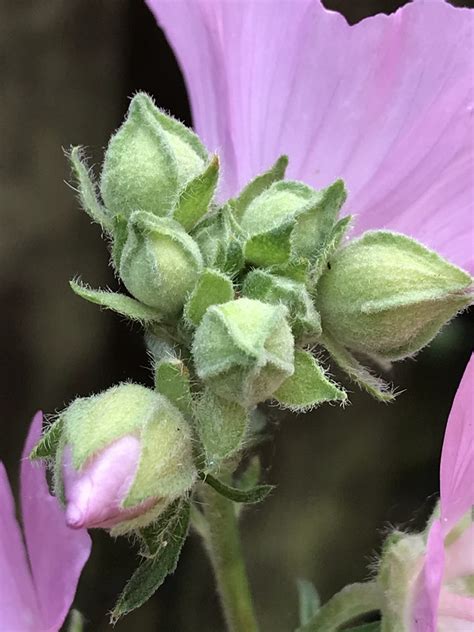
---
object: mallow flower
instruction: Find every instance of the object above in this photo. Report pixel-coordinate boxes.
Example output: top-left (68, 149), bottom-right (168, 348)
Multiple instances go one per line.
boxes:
top-left (0, 412), bottom-right (91, 632)
top-left (410, 355), bottom-right (474, 632)
top-left (146, 0), bottom-right (473, 272)
top-left (378, 356), bottom-right (474, 631)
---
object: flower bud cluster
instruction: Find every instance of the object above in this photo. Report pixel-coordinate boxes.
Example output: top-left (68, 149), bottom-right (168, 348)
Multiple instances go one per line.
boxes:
top-left (32, 93), bottom-right (471, 545)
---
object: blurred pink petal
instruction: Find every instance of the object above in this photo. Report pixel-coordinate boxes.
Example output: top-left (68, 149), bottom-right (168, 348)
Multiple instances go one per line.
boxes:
top-left (440, 355), bottom-right (474, 533)
top-left (0, 463), bottom-right (40, 631)
top-left (412, 356), bottom-right (474, 631)
top-left (20, 412), bottom-right (92, 632)
top-left (62, 435), bottom-right (155, 529)
top-left (147, 0), bottom-right (474, 271)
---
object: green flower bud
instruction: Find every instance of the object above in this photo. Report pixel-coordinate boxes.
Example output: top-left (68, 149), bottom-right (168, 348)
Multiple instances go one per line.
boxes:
top-left (101, 93), bottom-right (207, 219)
top-left (242, 269), bottom-right (321, 341)
top-left (317, 231), bottom-right (473, 360)
top-left (192, 298), bottom-right (295, 406)
top-left (119, 211), bottom-right (203, 316)
top-left (55, 383), bottom-right (196, 535)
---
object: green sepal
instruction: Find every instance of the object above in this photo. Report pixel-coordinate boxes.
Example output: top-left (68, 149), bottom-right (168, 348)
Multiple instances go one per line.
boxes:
top-left (235, 455), bottom-right (261, 491)
top-left (111, 499), bottom-right (190, 623)
top-left (311, 215), bottom-right (352, 284)
top-left (270, 259), bottom-right (311, 284)
top-left (292, 179), bottom-right (347, 260)
top-left (194, 389), bottom-right (249, 469)
top-left (230, 155), bottom-right (288, 222)
top-left (192, 207), bottom-right (245, 275)
top-left (242, 270), bottom-right (321, 340)
top-left (199, 472), bottom-right (274, 504)
top-left (184, 269), bottom-right (234, 326)
top-left (321, 333), bottom-right (395, 402)
top-left (274, 349), bottom-right (346, 410)
top-left (30, 417), bottom-right (64, 460)
top-left (173, 155), bottom-right (219, 231)
top-left (111, 214), bottom-right (128, 270)
top-left (297, 579), bottom-right (320, 626)
top-left (244, 221), bottom-right (294, 267)
top-left (154, 358), bottom-right (193, 417)
top-left (69, 280), bottom-right (161, 323)
top-left (68, 146), bottom-right (113, 232)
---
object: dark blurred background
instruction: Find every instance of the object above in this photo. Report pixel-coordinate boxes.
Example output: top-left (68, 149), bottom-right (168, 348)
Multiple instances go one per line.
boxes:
top-left (1, 1), bottom-right (472, 630)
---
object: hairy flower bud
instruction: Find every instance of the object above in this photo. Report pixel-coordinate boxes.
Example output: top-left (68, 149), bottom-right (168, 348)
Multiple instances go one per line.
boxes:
top-left (317, 231), bottom-right (472, 360)
top-left (101, 93), bottom-right (208, 219)
top-left (119, 211), bottom-right (203, 316)
top-left (192, 298), bottom-right (295, 406)
top-left (55, 383), bottom-right (196, 535)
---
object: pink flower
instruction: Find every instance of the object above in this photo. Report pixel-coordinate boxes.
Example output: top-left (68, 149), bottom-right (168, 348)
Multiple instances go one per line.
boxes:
top-left (62, 435), bottom-right (158, 530)
top-left (411, 355), bottom-right (474, 631)
top-left (0, 412), bottom-right (91, 632)
top-left (146, 0), bottom-right (473, 272)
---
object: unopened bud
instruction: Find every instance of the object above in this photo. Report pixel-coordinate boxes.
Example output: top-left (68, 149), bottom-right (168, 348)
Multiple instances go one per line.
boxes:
top-left (192, 298), bottom-right (295, 406)
top-left (317, 231), bottom-right (472, 360)
top-left (119, 211), bottom-right (203, 316)
top-left (55, 383), bottom-right (196, 534)
top-left (101, 93), bottom-right (207, 219)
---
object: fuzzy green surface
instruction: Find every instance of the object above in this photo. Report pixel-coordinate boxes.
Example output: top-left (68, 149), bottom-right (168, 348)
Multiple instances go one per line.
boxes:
top-left (291, 179), bottom-right (346, 260)
top-left (194, 389), bottom-right (249, 469)
top-left (69, 280), bottom-right (161, 323)
top-left (239, 180), bottom-right (314, 236)
top-left (242, 269), bottom-right (321, 340)
top-left (184, 268), bottom-right (234, 326)
top-left (192, 298), bottom-right (295, 405)
top-left (173, 155), bottom-right (219, 231)
top-left (119, 212), bottom-right (203, 315)
top-left (274, 349), bottom-right (346, 410)
top-left (63, 383), bottom-right (158, 469)
top-left (100, 94), bottom-right (179, 218)
top-left (317, 231), bottom-right (472, 360)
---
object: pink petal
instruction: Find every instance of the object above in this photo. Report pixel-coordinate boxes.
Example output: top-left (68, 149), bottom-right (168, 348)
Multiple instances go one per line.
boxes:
top-left (147, 0), bottom-right (473, 271)
top-left (440, 355), bottom-right (474, 534)
top-left (62, 435), bottom-right (153, 530)
top-left (21, 412), bottom-right (92, 632)
top-left (0, 462), bottom-right (41, 631)
top-left (411, 519), bottom-right (445, 632)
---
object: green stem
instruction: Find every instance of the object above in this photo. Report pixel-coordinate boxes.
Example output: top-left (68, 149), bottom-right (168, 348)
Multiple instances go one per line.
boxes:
top-left (297, 581), bottom-right (381, 632)
top-left (200, 483), bottom-right (259, 632)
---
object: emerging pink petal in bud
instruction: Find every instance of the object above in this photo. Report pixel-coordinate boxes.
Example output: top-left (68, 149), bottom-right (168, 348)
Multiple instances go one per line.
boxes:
top-left (63, 435), bottom-right (157, 530)
top-left (411, 355), bottom-right (474, 631)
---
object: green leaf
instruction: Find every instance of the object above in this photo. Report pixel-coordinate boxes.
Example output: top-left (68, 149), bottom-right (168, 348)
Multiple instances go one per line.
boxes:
top-left (173, 155), bottom-right (220, 231)
top-left (184, 269), bottom-right (234, 326)
top-left (194, 390), bottom-right (249, 468)
top-left (297, 579), bottom-right (320, 626)
top-left (321, 333), bottom-right (395, 402)
top-left (244, 221), bottom-right (293, 266)
top-left (30, 417), bottom-right (64, 460)
top-left (154, 358), bottom-right (193, 417)
top-left (292, 180), bottom-right (347, 260)
top-left (111, 500), bottom-right (190, 622)
top-left (274, 349), bottom-right (346, 410)
top-left (231, 155), bottom-right (288, 221)
top-left (235, 455), bottom-right (261, 491)
top-left (199, 472), bottom-right (274, 504)
top-left (70, 280), bottom-right (161, 322)
top-left (68, 146), bottom-right (113, 232)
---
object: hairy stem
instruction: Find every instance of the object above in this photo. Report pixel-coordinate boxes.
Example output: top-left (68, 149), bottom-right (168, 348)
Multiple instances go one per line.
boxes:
top-left (297, 581), bottom-right (382, 632)
top-left (200, 482), bottom-right (259, 632)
